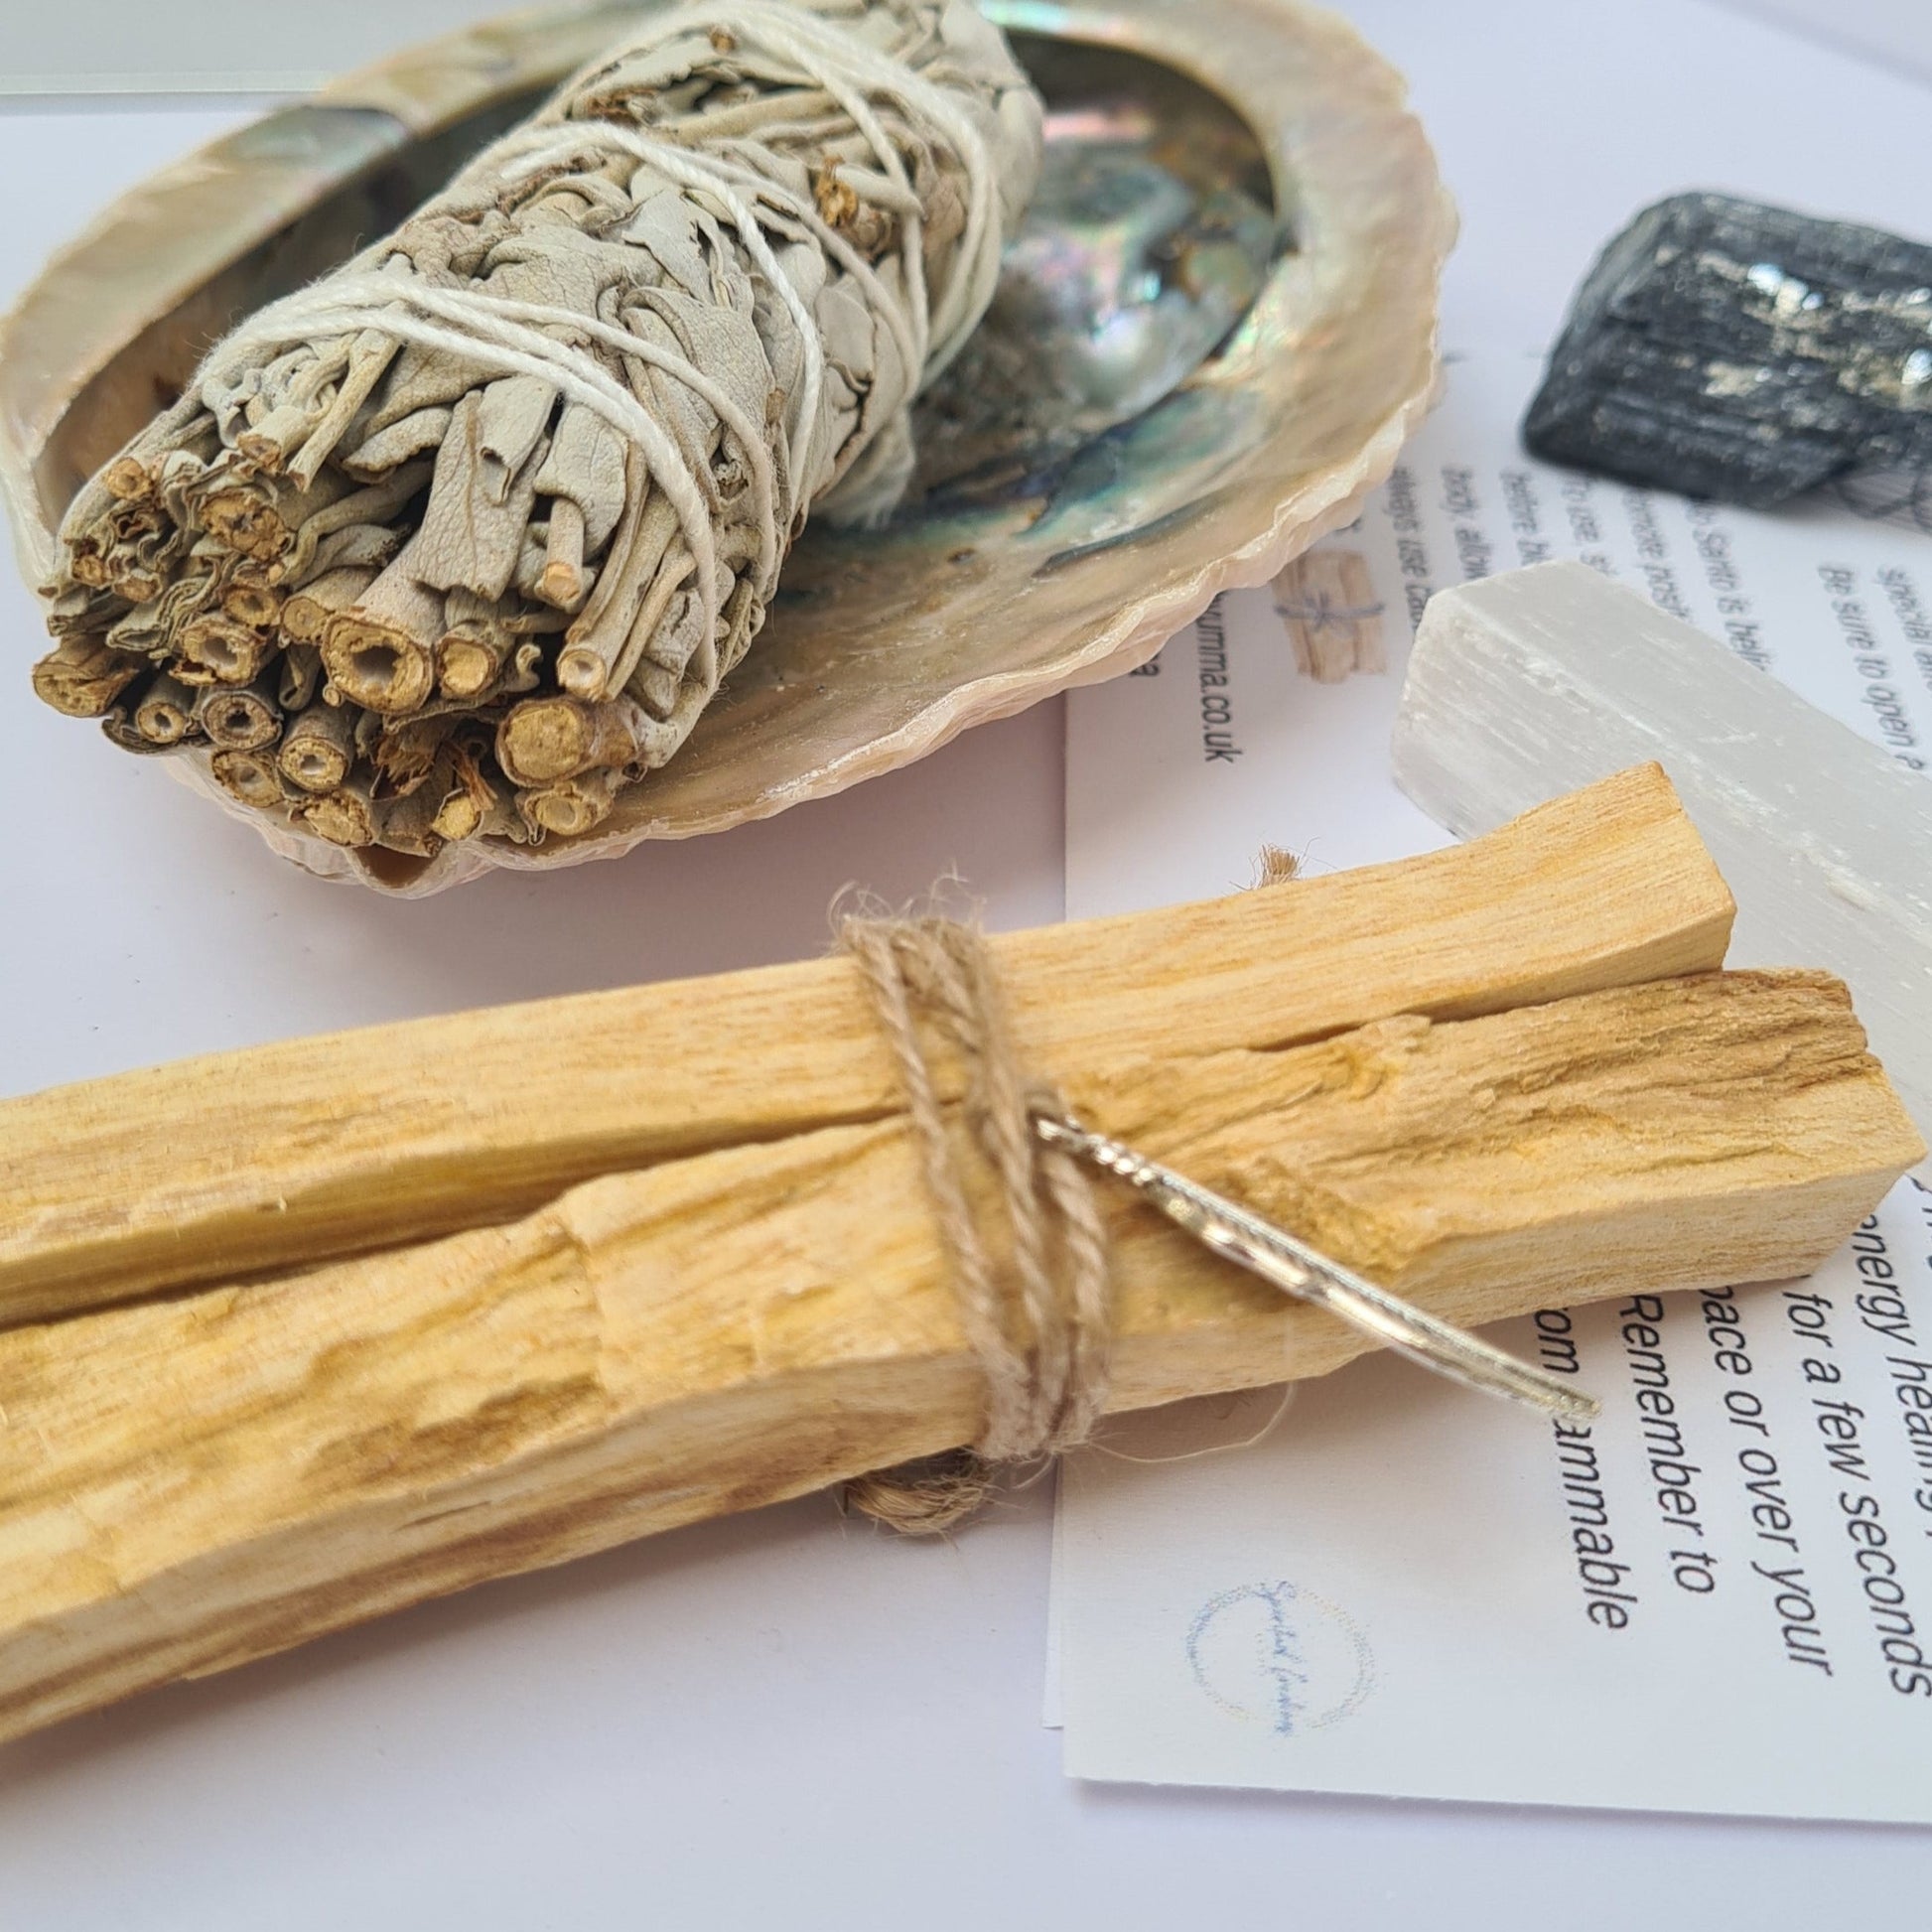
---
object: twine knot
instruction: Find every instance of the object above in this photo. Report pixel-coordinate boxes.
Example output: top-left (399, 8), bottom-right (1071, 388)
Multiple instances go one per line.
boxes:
top-left (1273, 592), bottom-right (1386, 635)
top-left (837, 914), bottom-right (1113, 1533)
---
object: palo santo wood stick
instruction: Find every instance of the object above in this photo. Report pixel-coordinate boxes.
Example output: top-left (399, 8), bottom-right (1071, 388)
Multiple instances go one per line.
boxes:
top-left (0, 767), bottom-right (1735, 1325)
top-left (0, 970), bottom-right (1915, 1747)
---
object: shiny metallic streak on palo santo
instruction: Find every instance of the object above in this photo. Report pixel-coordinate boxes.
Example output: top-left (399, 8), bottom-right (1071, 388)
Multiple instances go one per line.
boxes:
top-left (1034, 1111), bottom-right (1602, 1424)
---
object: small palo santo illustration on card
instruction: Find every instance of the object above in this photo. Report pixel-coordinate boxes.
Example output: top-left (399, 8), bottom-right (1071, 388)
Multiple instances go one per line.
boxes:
top-left (1271, 550), bottom-right (1387, 683)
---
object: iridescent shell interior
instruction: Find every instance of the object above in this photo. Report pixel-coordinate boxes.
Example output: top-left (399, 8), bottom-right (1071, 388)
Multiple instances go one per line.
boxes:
top-left (0, 0), bottom-right (1449, 894)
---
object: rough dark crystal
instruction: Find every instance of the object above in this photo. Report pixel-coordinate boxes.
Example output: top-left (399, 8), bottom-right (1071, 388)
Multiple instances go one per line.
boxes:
top-left (1524, 193), bottom-right (1932, 508)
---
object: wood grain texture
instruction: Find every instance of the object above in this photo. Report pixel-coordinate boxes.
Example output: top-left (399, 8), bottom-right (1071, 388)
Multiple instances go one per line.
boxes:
top-left (0, 764), bottom-right (1733, 1326)
top-left (0, 969), bottom-right (1916, 1746)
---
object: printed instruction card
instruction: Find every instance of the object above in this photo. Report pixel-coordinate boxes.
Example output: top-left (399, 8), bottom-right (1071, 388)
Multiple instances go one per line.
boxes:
top-left (1054, 350), bottom-right (1932, 1820)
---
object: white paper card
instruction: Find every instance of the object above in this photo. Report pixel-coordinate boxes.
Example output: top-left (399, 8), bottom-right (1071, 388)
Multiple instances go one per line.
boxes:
top-left (1055, 350), bottom-right (1932, 1818)
top-left (1059, 1219), bottom-right (1932, 1816)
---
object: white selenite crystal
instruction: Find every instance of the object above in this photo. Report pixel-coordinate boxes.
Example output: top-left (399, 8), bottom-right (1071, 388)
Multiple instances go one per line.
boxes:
top-left (1392, 561), bottom-right (1932, 1150)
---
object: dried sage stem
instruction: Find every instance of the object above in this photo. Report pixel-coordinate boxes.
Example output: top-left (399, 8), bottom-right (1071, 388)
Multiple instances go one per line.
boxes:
top-left (33, 0), bottom-right (1043, 865)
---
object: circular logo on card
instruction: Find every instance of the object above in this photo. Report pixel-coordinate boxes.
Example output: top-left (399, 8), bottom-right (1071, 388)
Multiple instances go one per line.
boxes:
top-left (1186, 1581), bottom-right (1374, 1735)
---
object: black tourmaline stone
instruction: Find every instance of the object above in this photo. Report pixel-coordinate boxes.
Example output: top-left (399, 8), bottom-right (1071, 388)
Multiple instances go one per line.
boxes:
top-left (1524, 192), bottom-right (1932, 508)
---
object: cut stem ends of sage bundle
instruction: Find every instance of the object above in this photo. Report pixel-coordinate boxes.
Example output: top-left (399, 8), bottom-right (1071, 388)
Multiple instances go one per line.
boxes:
top-left (33, 0), bottom-right (1043, 866)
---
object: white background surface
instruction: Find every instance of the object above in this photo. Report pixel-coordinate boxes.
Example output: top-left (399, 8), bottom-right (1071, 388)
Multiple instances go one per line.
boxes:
top-left (1, 3), bottom-right (1929, 1924)
top-left (1713, 0), bottom-right (1932, 81)
top-left (5, 0), bottom-right (1931, 90)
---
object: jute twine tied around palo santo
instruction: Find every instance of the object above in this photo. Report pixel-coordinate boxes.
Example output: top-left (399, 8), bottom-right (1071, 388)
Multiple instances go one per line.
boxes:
top-left (830, 846), bottom-right (1586, 1536)
top-left (34, 0), bottom-right (1043, 861)
top-left (838, 912), bottom-right (1115, 1532)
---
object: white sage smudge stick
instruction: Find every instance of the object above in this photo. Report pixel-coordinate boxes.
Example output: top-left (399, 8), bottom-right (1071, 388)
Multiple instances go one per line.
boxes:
top-left (33, 0), bottom-right (1043, 860)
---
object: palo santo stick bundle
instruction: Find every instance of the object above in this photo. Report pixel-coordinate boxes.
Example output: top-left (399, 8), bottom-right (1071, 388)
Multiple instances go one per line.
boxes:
top-left (0, 766), bottom-right (1736, 1326)
top-left (0, 967), bottom-right (1918, 1747)
top-left (31, 0), bottom-right (1042, 863)
top-left (0, 768), bottom-right (1917, 1747)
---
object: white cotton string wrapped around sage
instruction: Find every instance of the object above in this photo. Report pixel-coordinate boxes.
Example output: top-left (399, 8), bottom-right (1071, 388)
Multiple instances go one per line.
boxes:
top-left (36, 0), bottom-right (1043, 856)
